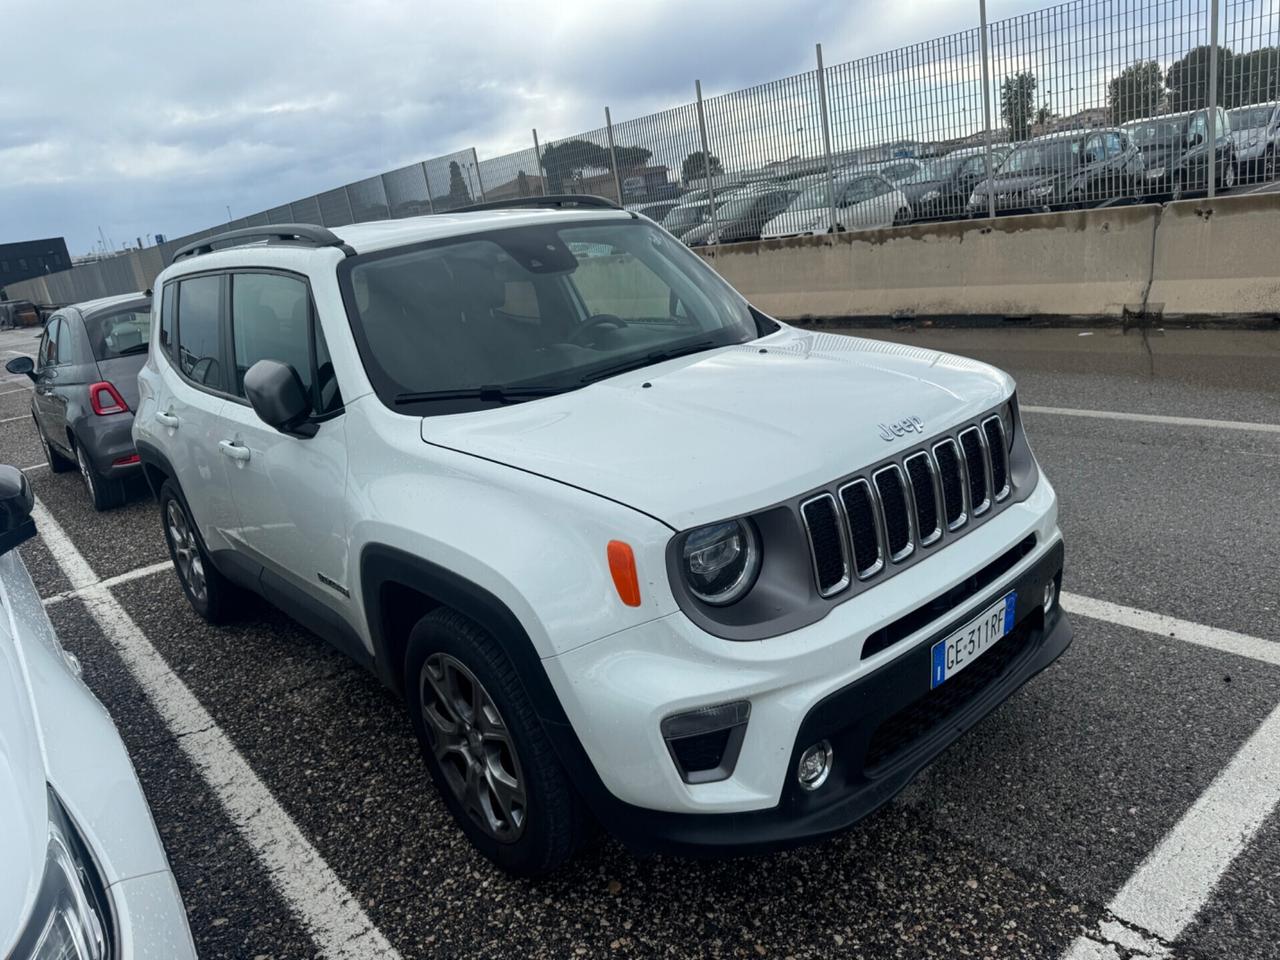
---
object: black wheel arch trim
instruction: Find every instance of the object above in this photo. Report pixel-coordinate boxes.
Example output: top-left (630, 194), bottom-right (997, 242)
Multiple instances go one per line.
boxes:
top-left (358, 543), bottom-right (622, 819)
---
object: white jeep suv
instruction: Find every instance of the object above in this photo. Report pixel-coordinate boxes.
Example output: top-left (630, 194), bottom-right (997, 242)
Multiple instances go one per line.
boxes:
top-left (133, 197), bottom-right (1071, 876)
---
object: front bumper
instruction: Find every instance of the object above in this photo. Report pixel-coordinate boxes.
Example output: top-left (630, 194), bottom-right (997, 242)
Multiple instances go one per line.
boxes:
top-left (541, 480), bottom-right (1070, 854)
top-left (110, 871), bottom-right (198, 959)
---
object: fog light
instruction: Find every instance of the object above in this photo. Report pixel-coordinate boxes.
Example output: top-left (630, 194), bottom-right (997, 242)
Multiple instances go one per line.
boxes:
top-left (797, 740), bottom-right (833, 791)
top-left (1044, 579), bottom-right (1057, 613)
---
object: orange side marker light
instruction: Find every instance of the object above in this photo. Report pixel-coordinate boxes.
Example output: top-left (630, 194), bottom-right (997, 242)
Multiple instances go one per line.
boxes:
top-left (607, 540), bottom-right (642, 607)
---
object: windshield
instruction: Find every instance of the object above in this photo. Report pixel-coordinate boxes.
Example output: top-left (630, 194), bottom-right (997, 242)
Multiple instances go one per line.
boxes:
top-left (904, 155), bottom-right (965, 183)
top-left (1001, 139), bottom-right (1080, 173)
top-left (339, 219), bottom-right (763, 413)
top-left (1229, 105), bottom-right (1275, 130)
top-left (85, 305), bottom-right (151, 360)
top-left (789, 177), bottom-right (852, 211)
top-left (874, 160), bottom-right (922, 182)
top-left (1127, 119), bottom-right (1188, 145)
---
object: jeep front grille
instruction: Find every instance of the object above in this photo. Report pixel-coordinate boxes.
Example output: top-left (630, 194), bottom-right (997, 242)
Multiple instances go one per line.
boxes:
top-left (802, 413), bottom-right (1017, 605)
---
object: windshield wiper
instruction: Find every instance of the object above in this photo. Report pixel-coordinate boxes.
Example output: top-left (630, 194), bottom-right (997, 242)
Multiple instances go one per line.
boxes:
top-left (393, 384), bottom-right (568, 406)
top-left (577, 338), bottom-right (722, 385)
top-left (113, 342), bottom-right (150, 356)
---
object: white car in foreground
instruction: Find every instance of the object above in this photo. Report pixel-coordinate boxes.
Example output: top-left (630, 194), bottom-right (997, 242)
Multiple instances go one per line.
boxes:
top-left (133, 196), bottom-right (1070, 877)
top-left (761, 172), bottom-right (912, 237)
top-left (0, 466), bottom-right (195, 959)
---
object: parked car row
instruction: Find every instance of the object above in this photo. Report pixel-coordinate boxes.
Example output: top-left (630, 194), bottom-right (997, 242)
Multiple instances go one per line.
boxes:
top-left (629, 102), bottom-right (1276, 244)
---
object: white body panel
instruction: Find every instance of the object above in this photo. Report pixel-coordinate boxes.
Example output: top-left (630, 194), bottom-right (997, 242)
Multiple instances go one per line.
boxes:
top-left (0, 549), bottom-right (195, 957)
top-left (135, 208), bottom-right (1061, 829)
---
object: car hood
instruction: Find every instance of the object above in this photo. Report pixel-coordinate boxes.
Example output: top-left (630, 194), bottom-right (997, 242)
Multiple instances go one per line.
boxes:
top-left (1136, 141), bottom-right (1182, 166)
top-left (760, 208), bottom-right (828, 238)
top-left (977, 170), bottom-right (1068, 194)
top-left (0, 576), bottom-right (49, 956)
top-left (419, 327), bottom-right (1013, 530)
top-left (900, 178), bottom-right (948, 200)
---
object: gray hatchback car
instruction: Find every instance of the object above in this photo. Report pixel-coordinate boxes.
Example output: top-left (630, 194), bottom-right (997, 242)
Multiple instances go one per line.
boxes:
top-left (6, 292), bottom-right (151, 509)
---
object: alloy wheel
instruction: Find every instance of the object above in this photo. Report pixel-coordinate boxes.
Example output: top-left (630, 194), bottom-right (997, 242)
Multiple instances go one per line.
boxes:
top-left (420, 653), bottom-right (527, 842)
top-left (1224, 163), bottom-right (1236, 190)
top-left (165, 498), bottom-right (206, 603)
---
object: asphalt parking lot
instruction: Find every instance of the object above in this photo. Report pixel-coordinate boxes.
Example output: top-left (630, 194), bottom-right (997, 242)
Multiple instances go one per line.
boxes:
top-left (2, 322), bottom-right (1278, 960)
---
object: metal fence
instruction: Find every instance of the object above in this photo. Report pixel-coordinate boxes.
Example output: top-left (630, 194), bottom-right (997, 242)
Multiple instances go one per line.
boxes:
top-left (6, 0), bottom-right (1278, 306)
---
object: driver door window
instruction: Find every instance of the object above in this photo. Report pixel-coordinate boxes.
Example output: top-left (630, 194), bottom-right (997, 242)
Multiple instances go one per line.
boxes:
top-left (1083, 135), bottom-right (1105, 165)
top-left (37, 318), bottom-right (61, 370)
top-left (1189, 113), bottom-right (1208, 146)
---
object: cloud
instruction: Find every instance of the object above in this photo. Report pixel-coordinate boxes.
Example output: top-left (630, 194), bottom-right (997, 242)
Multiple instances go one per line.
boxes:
top-left (1, 0), bottom-right (1042, 252)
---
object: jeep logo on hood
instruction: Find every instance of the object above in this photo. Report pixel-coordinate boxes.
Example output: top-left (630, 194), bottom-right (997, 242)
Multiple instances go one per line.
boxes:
top-left (878, 416), bottom-right (925, 442)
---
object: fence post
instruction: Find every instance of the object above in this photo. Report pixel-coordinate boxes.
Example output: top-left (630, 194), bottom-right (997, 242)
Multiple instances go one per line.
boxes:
top-left (605, 107), bottom-right (624, 205)
top-left (470, 148), bottom-right (487, 201)
top-left (532, 128), bottom-right (548, 195)
top-left (694, 79), bottom-right (719, 243)
top-left (815, 43), bottom-right (839, 235)
top-left (1207, 0), bottom-right (1221, 200)
top-left (342, 186), bottom-right (356, 224)
top-left (419, 163), bottom-right (437, 214)
top-left (978, 0), bottom-right (997, 220)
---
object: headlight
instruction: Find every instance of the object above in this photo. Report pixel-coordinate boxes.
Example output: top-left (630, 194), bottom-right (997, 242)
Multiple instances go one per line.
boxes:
top-left (1146, 166), bottom-right (1166, 178)
top-left (681, 519), bottom-right (761, 605)
top-left (999, 397), bottom-right (1016, 451)
top-left (968, 191), bottom-right (981, 207)
top-left (705, 231), bottom-right (719, 244)
top-left (11, 790), bottom-right (111, 960)
top-left (1029, 183), bottom-right (1055, 198)
top-left (919, 189), bottom-right (941, 202)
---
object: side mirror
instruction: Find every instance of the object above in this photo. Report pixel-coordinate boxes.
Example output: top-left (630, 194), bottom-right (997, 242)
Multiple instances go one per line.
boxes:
top-left (0, 465), bottom-right (35, 557)
top-left (5, 356), bottom-right (35, 382)
top-left (244, 359), bottom-right (315, 437)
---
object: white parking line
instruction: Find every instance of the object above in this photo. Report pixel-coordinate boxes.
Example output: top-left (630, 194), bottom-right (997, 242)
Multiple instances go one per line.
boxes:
top-left (1, 414), bottom-right (30, 424)
top-left (1022, 405), bottom-right (1280, 435)
top-left (1062, 592), bottom-right (1280, 666)
top-left (1063, 701), bottom-right (1280, 958)
top-left (21, 462), bottom-right (48, 473)
top-left (30, 499), bottom-right (401, 960)
top-left (1059, 595), bottom-right (1280, 957)
top-left (42, 560), bottom-right (174, 607)
top-left (0, 386), bottom-right (31, 397)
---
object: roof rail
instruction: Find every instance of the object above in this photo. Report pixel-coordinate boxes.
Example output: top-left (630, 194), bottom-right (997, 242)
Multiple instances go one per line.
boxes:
top-left (450, 194), bottom-right (623, 214)
top-left (170, 224), bottom-right (355, 265)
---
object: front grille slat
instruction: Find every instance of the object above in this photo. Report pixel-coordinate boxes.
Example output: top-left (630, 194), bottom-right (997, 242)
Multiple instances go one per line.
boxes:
top-left (800, 494), bottom-right (850, 597)
top-left (797, 408), bottom-right (1017, 600)
top-left (983, 416), bottom-right (1011, 501)
top-left (933, 439), bottom-right (967, 530)
top-left (873, 465), bottom-right (914, 563)
top-left (904, 452), bottom-right (942, 547)
top-left (839, 479), bottom-right (884, 579)
top-left (958, 426), bottom-right (991, 517)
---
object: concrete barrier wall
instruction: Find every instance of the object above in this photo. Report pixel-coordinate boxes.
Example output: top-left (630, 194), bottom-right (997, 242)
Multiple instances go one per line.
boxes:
top-left (6, 193), bottom-right (1278, 321)
top-left (694, 192), bottom-right (1280, 322)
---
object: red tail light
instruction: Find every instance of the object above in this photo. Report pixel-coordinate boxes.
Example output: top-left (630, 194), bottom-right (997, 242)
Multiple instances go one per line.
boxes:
top-left (113, 454), bottom-right (140, 466)
top-left (89, 381), bottom-right (129, 415)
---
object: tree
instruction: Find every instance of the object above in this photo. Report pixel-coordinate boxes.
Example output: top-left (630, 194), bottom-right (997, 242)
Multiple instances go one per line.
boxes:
top-left (613, 145), bottom-right (653, 171)
top-left (1165, 45), bottom-right (1233, 112)
top-left (516, 170), bottom-right (531, 197)
top-left (539, 138), bottom-right (610, 192)
top-left (681, 150), bottom-right (723, 183)
top-left (1227, 46), bottom-right (1280, 107)
top-left (1108, 61), bottom-right (1165, 123)
top-left (446, 161), bottom-right (471, 203)
top-left (1001, 71), bottom-right (1037, 142)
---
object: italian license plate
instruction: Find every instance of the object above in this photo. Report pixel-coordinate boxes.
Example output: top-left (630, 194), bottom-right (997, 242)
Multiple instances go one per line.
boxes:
top-left (930, 591), bottom-right (1017, 689)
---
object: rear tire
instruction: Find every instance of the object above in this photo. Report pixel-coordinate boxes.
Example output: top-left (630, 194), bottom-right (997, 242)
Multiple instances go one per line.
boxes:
top-left (1219, 160), bottom-right (1237, 192)
top-left (404, 608), bottom-right (589, 876)
top-left (158, 480), bottom-right (238, 623)
top-left (76, 442), bottom-right (126, 511)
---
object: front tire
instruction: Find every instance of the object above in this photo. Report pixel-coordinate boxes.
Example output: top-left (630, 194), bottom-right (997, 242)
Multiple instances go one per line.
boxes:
top-left (1219, 159), bottom-right (1237, 191)
top-left (158, 480), bottom-right (238, 622)
top-left (404, 608), bottom-right (589, 876)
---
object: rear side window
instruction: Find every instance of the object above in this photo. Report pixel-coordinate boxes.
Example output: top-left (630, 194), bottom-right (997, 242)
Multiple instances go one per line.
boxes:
top-left (177, 275), bottom-right (226, 390)
top-left (85, 306), bottom-right (151, 361)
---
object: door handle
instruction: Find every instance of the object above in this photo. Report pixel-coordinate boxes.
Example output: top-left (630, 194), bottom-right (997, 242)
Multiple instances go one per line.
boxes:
top-left (219, 440), bottom-right (251, 462)
top-left (155, 411), bottom-right (179, 428)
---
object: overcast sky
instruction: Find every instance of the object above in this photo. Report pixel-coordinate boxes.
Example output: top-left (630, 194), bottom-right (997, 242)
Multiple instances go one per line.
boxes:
top-left (1, 0), bottom-right (1041, 253)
